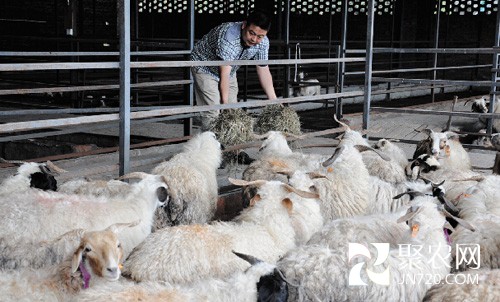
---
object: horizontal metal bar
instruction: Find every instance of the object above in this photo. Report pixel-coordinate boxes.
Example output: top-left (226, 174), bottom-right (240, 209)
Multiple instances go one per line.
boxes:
top-left (0, 80), bottom-right (191, 96)
top-left (0, 104), bottom-right (191, 116)
top-left (0, 51), bottom-right (191, 56)
top-left (371, 107), bottom-right (500, 118)
top-left (0, 91), bottom-right (364, 133)
top-left (346, 64), bottom-right (492, 76)
top-left (0, 58), bottom-right (366, 72)
top-left (0, 113), bottom-right (195, 142)
top-left (347, 48), bottom-right (498, 54)
top-left (372, 77), bottom-right (497, 87)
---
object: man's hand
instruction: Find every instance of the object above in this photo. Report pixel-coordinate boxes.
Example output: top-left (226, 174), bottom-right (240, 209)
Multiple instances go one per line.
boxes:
top-left (219, 65), bottom-right (232, 104)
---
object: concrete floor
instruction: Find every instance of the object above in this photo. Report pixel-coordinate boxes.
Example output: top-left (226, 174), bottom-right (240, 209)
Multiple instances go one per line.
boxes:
top-left (0, 96), bottom-right (497, 188)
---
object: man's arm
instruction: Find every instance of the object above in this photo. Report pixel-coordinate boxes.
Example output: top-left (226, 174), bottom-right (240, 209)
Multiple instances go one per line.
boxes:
top-left (219, 65), bottom-right (232, 104)
top-left (256, 65), bottom-right (277, 100)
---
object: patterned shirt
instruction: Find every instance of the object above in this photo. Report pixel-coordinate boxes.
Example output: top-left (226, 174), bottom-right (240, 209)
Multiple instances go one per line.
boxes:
top-left (191, 22), bottom-right (269, 80)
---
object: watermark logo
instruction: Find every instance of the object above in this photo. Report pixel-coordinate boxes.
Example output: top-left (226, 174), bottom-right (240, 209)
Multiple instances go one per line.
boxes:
top-left (348, 243), bottom-right (390, 286)
top-left (456, 244), bottom-right (481, 270)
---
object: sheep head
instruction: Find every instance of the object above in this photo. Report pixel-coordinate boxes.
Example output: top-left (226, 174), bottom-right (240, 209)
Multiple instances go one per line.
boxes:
top-left (71, 221), bottom-right (139, 283)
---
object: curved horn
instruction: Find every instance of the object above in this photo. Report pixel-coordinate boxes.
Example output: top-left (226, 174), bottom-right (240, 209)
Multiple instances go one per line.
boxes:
top-left (106, 220), bottom-right (141, 234)
top-left (282, 184), bottom-right (320, 199)
top-left (464, 99), bottom-right (473, 106)
top-left (333, 114), bottom-right (350, 130)
top-left (393, 191), bottom-right (425, 200)
top-left (116, 172), bottom-right (150, 180)
top-left (354, 145), bottom-right (391, 161)
top-left (440, 207), bottom-right (475, 232)
top-left (397, 206), bottom-right (424, 223)
top-left (322, 146), bottom-right (345, 167)
top-left (452, 176), bottom-right (485, 182)
top-left (431, 180), bottom-right (445, 188)
top-left (232, 250), bottom-right (262, 265)
top-left (228, 178), bottom-right (267, 187)
top-left (0, 158), bottom-right (25, 166)
top-left (45, 160), bottom-right (68, 174)
top-left (39, 165), bottom-right (57, 176)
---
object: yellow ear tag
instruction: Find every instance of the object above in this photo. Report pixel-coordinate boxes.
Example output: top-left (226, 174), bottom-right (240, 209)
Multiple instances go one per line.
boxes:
top-left (444, 145), bottom-right (451, 157)
top-left (119, 263), bottom-right (123, 270)
top-left (327, 167), bottom-right (334, 173)
top-left (411, 224), bottom-right (419, 238)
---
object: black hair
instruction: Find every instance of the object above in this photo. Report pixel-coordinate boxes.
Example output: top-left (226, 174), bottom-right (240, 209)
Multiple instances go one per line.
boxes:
top-left (246, 9), bottom-right (272, 31)
top-left (30, 172), bottom-right (57, 191)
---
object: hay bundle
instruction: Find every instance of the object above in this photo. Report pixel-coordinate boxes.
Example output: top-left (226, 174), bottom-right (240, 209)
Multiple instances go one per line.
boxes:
top-left (254, 104), bottom-right (301, 135)
top-left (207, 109), bottom-right (254, 146)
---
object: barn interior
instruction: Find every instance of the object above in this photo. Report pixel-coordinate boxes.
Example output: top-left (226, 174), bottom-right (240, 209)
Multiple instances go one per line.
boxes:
top-left (0, 1), bottom-right (499, 299)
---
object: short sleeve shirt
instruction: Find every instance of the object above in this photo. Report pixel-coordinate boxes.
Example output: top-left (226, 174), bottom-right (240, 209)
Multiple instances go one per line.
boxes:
top-left (191, 22), bottom-right (269, 80)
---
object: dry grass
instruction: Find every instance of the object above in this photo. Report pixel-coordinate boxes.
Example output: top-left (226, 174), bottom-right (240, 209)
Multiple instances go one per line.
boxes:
top-left (254, 104), bottom-right (302, 135)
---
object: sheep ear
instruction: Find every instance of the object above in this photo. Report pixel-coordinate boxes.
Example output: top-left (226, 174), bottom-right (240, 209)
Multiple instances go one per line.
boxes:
top-left (281, 198), bottom-right (293, 213)
top-left (445, 132), bottom-right (460, 140)
top-left (106, 220), bottom-right (141, 234)
top-left (71, 246), bottom-right (84, 273)
top-left (420, 129), bottom-right (433, 137)
top-left (249, 194), bottom-right (261, 206)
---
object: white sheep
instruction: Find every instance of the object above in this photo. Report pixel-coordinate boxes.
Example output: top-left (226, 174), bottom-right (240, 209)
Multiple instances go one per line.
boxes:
top-left (0, 222), bottom-right (136, 302)
top-left (151, 131), bottom-right (222, 228)
top-left (448, 175), bottom-right (500, 271)
top-left (278, 199), bottom-right (452, 302)
top-left (295, 72), bottom-right (321, 97)
top-left (58, 178), bottom-right (130, 198)
top-left (465, 95), bottom-right (500, 132)
top-left (122, 178), bottom-right (322, 285)
top-left (312, 144), bottom-right (373, 220)
top-left (423, 269), bottom-right (500, 302)
top-left (0, 172), bottom-right (168, 260)
top-left (413, 129), bottom-right (471, 171)
top-left (75, 251), bottom-right (289, 302)
top-left (0, 159), bottom-right (66, 194)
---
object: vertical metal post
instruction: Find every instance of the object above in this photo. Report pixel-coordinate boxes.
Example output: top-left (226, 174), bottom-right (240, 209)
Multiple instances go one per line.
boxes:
top-left (284, 0), bottom-right (291, 98)
top-left (431, 0), bottom-right (441, 103)
top-left (362, 0), bottom-right (375, 130)
top-left (118, 0), bottom-right (131, 176)
top-left (488, 1), bottom-right (500, 135)
top-left (338, 0), bottom-right (349, 119)
top-left (184, 0), bottom-right (194, 135)
top-left (325, 10), bottom-right (333, 109)
top-left (133, 0), bottom-right (139, 105)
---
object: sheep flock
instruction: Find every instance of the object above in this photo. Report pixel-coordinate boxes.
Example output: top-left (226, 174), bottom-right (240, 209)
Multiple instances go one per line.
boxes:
top-left (0, 106), bottom-right (499, 302)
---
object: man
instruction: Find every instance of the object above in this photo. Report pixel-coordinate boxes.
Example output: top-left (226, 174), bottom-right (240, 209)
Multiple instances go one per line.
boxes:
top-left (191, 10), bottom-right (277, 130)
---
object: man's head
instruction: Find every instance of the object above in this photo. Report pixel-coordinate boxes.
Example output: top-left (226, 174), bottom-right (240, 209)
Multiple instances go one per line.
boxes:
top-left (241, 10), bottom-right (271, 47)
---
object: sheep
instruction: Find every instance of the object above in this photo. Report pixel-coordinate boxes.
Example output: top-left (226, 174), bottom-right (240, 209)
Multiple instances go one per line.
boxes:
top-left (75, 251), bottom-right (289, 302)
top-left (0, 172), bottom-right (169, 261)
top-left (0, 221), bottom-right (136, 302)
top-left (412, 129), bottom-right (471, 171)
top-left (423, 269), bottom-right (500, 302)
top-left (0, 159), bottom-right (67, 194)
top-left (58, 178), bottom-right (130, 199)
top-left (362, 139), bottom-right (408, 184)
top-left (295, 71), bottom-right (321, 97)
top-left (0, 228), bottom-right (85, 270)
top-left (278, 199), bottom-right (454, 302)
top-left (122, 178), bottom-right (322, 285)
top-left (150, 131), bottom-right (222, 229)
top-left (448, 175), bottom-right (500, 271)
top-left (465, 95), bottom-right (500, 132)
top-left (311, 144), bottom-right (374, 220)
